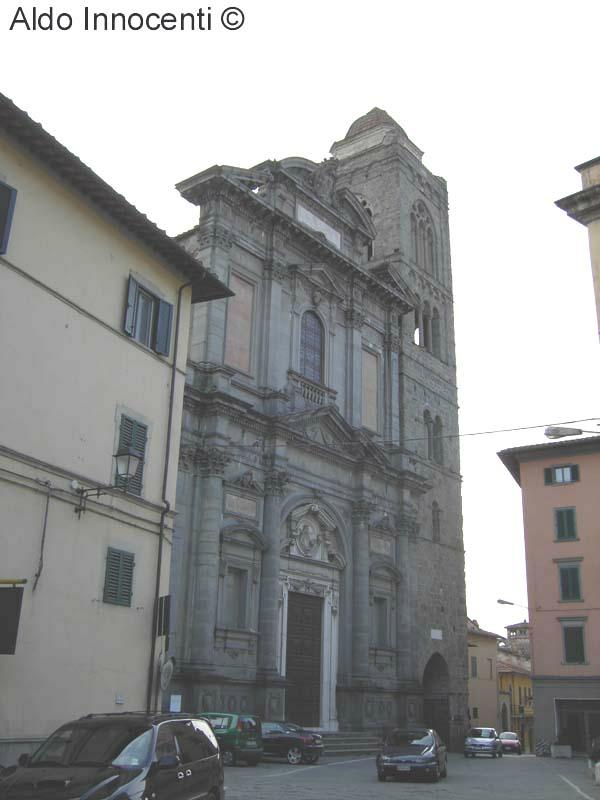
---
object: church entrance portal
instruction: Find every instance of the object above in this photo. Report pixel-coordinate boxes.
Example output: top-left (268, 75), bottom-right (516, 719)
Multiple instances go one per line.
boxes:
top-left (285, 592), bottom-right (322, 726)
top-left (423, 653), bottom-right (450, 745)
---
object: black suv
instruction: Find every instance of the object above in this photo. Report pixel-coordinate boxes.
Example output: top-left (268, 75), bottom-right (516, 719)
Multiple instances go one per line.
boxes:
top-left (0, 712), bottom-right (224, 800)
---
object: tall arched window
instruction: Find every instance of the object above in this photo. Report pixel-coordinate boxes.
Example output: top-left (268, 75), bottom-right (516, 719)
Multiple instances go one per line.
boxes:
top-left (433, 416), bottom-right (443, 465)
top-left (422, 302), bottom-right (432, 352)
top-left (432, 307), bottom-right (442, 359)
top-left (432, 501), bottom-right (441, 542)
top-left (300, 311), bottom-right (324, 384)
top-left (424, 410), bottom-right (434, 460)
top-left (411, 201), bottom-right (436, 278)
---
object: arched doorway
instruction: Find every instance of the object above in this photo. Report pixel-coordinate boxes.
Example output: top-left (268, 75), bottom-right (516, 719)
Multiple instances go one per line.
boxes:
top-left (422, 653), bottom-right (450, 744)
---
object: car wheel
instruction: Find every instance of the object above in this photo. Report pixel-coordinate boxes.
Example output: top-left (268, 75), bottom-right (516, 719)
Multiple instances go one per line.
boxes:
top-left (441, 757), bottom-right (448, 778)
top-left (222, 750), bottom-right (236, 767)
top-left (464, 753), bottom-right (469, 758)
top-left (286, 746), bottom-right (303, 765)
top-left (302, 754), bottom-right (319, 764)
top-left (430, 764), bottom-right (440, 782)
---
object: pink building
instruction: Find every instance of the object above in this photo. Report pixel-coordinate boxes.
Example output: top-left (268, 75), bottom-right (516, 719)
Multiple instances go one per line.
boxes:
top-left (499, 437), bottom-right (600, 753)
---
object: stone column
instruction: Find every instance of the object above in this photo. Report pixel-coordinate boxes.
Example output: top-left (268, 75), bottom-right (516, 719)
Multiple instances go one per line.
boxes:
top-left (352, 499), bottom-right (374, 682)
top-left (257, 469), bottom-right (289, 677)
top-left (395, 504), bottom-right (419, 682)
top-left (383, 328), bottom-right (401, 445)
top-left (188, 446), bottom-right (230, 668)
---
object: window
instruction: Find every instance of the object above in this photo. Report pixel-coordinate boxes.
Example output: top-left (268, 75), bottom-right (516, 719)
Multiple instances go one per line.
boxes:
top-left (300, 311), bottom-right (324, 383)
top-left (562, 622), bottom-right (585, 664)
top-left (103, 547), bottom-right (135, 606)
top-left (424, 410), bottom-right (434, 459)
top-left (559, 563), bottom-right (582, 601)
top-left (471, 655), bottom-right (478, 678)
top-left (372, 596), bottom-right (388, 646)
top-left (224, 567), bottom-right (247, 629)
top-left (544, 465), bottom-right (580, 485)
top-left (0, 180), bottom-right (17, 255)
top-left (433, 416), bottom-right (444, 465)
top-left (411, 201), bottom-right (436, 277)
top-left (116, 415), bottom-right (147, 495)
top-left (555, 508), bottom-right (577, 540)
top-left (472, 707), bottom-right (479, 720)
top-left (432, 502), bottom-right (441, 542)
top-left (123, 276), bottom-right (173, 356)
top-left (431, 308), bottom-right (442, 359)
top-left (362, 349), bottom-right (379, 431)
top-left (487, 658), bottom-right (493, 680)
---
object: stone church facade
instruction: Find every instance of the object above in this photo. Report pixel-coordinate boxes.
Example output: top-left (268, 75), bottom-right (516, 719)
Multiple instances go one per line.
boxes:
top-left (167, 109), bottom-right (468, 747)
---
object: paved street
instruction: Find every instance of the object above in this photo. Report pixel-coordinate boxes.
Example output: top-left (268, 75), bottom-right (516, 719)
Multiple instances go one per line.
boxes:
top-left (224, 754), bottom-right (600, 800)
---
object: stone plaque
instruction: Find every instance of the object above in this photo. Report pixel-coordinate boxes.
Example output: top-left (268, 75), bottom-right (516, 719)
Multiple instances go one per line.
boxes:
top-left (370, 533), bottom-right (392, 556)
top-left (225, 492), bottom-right (257, 519)
top-left (431, 628), bottom-right (443, 640)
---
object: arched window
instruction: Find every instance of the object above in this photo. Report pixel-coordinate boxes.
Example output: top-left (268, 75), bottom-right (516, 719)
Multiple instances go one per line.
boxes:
top-left (432, 307), bottom-right (441, 359)
top-left (432, 501), bottom-right (441, 542)
top-left (433, 416), bottom-right (443, 465)
top-left (424, 410), bottom-right (434, 460)
top-left (411, 201), bottom-right (436, 277)
top-left (422, 302), bottom-right (432, 352)
top-left (300, 311), bottom-right (324, 384)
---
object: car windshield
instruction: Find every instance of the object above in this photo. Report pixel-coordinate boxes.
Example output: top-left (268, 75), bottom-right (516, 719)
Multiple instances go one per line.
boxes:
top-left (387, 731), bottom-right (433, 747)
top-left (204, 716), bottom-right (232, 730)
top-left (29, 724), bottom-right (153, 768)
top-left (500, 733), bottom-right (517, 740)
top-left (469, 729), bottom-right (495, 739)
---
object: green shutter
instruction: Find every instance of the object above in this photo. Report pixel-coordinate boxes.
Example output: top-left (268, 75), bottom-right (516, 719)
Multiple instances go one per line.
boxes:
top-left (544, 468), bottom-right (553, 485)
top-left (123, 277), bottom-right (139, 336)
top-left (560, 566), bottom-right (581, 601)
top-left (155, 300), bottom-right (173, 356)
top-left (103, 548), bottom-right (135, 606)
top-left (556, 508), bottom-right (576, 539)
top-left (564, 626), bottom-right (585, 663)
top-left (571, 464), bottom-right (580, 482)
top-left (116, 415), bottom-right (147, 495)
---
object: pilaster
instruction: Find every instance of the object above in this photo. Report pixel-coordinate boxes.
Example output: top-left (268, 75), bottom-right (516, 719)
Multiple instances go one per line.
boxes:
top-left (351, 498), bottom-right (374, 682)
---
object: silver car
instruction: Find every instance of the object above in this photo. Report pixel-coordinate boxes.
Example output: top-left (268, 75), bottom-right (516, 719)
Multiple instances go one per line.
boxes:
top-left (464, 727), bottom-right (503, 758)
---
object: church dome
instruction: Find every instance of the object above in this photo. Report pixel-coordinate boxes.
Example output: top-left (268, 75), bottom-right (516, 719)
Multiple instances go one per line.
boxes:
top-left (345, 107), bottom-right (406, 139)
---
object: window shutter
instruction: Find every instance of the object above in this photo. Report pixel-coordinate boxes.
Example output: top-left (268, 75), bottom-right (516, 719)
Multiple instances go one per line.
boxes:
top-left (566, 508), bottom-right (575, 537)
top-left (571, 464), bottom-right (580, 482)
top-left (155, 300), bottom-right (173, 356)
top-left (544, 468), bottom-right (553, 485)
top-left (103, 548), bottom-right (135, 606)
top-left (556, 509), bottom-right (565, 539)
top-left (0, 181), bottom-right (17, 256)
top-left (123, 277), bottom-right (139, 336)
top-left (116, 415), bottom-right (147, 495)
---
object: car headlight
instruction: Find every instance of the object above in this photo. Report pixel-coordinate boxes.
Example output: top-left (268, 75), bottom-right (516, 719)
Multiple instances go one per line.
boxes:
top-left (379, 755), bottom-right (391, 763)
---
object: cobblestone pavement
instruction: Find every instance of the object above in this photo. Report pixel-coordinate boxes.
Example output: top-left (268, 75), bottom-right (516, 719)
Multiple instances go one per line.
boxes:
top-left (224, 753), bottom-right (600, 800)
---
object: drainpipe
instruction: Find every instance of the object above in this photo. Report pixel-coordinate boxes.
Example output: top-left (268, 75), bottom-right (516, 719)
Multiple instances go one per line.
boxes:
top-left (146, 280), bottom-right (191, 712)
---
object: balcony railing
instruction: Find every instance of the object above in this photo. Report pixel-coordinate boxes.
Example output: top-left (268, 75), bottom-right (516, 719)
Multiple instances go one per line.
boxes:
top-left (287, 370), bottom-right (337, 408)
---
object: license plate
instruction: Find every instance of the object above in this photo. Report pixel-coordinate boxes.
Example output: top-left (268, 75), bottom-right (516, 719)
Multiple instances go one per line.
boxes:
top-left (396, 765), bottom-right (411, 772)
top-left (246, 738), bottom-right (256, 745)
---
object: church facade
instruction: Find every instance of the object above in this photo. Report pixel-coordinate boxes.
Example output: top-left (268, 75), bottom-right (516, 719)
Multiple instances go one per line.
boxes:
top-left (167, 109), bottom-right (468, 747)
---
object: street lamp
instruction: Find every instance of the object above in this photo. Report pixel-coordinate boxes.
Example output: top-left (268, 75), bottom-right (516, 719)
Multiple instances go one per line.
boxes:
top-left (497, 598), bottom-right (530, 612)
top-left (73, 445), bottom-right (142, 518)
top-left (544, 425), bottom-right (599, 439)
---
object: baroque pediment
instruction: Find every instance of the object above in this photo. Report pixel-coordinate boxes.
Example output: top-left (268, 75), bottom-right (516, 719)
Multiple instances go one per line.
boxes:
top-left (280, 406), bottom-right (389, 467)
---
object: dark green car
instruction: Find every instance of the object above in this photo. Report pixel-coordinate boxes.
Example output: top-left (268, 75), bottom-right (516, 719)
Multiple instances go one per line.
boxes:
top-left (203, 713), bottom-right (263, 766)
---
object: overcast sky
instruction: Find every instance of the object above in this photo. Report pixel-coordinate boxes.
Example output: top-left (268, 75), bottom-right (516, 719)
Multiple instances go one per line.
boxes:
top-left (3, 0), bottom-right (600, 637)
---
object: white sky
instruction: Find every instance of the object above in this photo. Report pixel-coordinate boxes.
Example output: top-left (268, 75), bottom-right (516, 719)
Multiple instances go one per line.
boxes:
top-left (3, 0), bottom-right (600, 637)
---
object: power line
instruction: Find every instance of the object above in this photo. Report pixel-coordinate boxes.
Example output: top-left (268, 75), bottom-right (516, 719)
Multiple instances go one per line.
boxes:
top-left (193, 417), bottom-right (600, 450)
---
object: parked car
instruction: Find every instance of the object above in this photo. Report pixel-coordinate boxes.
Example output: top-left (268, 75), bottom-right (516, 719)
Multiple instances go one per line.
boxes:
top-left (202, 712), bottom-right (263, 766)
top-left (375, 727), bottom-right (447, 782)
top-left (0, 712), bottom-right (224, 800)
top-left (499, 731), bottom-right (522, 754)
top-left (262, 721), bottom-right (324, 764)
top-left (464, 726), bottom-right (503, 758)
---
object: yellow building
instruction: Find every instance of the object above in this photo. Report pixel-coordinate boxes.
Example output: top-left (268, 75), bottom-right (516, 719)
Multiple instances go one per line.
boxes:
top-left (467, 619), bottom-right (501, 729)
top-left (497, 655), bottom-right (534, 753)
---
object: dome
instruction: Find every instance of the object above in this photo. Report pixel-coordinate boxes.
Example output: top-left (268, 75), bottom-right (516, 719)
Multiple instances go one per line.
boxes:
top-left (345, 107), bottom-right (406, 139)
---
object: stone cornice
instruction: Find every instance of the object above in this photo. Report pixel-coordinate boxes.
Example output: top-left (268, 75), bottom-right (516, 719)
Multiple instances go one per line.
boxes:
top-left (555, 184), bottom-right (600, 226)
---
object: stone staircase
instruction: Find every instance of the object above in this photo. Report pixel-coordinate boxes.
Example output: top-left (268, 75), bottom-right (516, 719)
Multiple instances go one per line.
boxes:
top-left (320, 730), bottom-right (382, 757)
